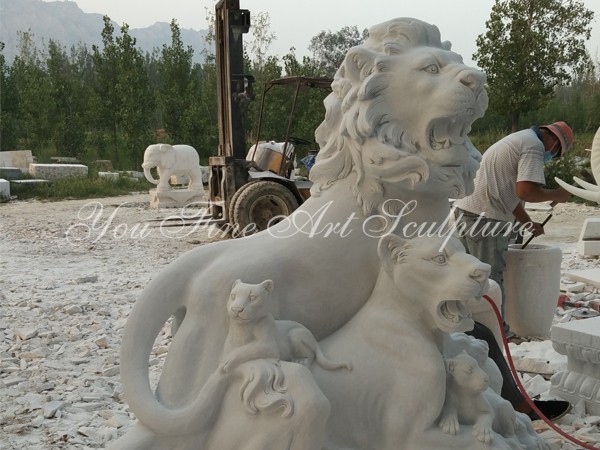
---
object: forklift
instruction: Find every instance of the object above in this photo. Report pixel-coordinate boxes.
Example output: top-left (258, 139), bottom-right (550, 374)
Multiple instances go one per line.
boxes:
top-left (208, 0), bottom-right (331, 235)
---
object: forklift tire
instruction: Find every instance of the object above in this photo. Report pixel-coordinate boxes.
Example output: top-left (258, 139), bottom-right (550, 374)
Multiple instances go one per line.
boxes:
top-left (230, 180), bottom-right (299, 236)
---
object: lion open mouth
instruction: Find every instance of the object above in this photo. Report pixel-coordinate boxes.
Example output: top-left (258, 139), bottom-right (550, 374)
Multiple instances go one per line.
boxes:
top-left (437, 300), bottom-right (473, 332)
top-left (428, 117), bottom-right (471, 151)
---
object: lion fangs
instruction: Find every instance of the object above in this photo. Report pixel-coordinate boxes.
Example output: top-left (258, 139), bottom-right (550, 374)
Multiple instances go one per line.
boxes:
top-left (429, 128), bottom-right (448, 151)
top-left (429, 124), bottom-right (466, 150)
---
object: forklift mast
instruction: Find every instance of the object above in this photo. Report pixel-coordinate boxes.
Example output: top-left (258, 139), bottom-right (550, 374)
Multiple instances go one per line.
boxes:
top-left (210, 0), bottom-right (254, 220)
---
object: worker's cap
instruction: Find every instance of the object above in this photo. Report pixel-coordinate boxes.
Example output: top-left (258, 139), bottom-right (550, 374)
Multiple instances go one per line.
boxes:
top-left (540, 121), bottom-right (573, 156)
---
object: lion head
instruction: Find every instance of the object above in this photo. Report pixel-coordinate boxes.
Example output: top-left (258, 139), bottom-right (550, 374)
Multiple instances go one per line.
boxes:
top-left (227, 279), bottom-right (274, 323)
top-left (446, 351), bottom-right (490, 394)
top-left (377, 233), bottom-right (490, 333)
top-left (311, 18), bottom-right (488, 214)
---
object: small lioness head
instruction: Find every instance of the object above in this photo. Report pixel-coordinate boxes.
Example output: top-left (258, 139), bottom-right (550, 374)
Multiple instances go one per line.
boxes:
top-left (378, 234), bottom-right (490, 333)
top-left (227, 279), bottom-right (274, 323)
top-left (446, 351), bottom-right (489, 394)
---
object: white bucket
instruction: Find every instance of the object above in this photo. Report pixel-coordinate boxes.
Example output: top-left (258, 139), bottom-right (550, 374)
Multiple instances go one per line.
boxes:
top-left (504, 244), bottom-right (562, 338)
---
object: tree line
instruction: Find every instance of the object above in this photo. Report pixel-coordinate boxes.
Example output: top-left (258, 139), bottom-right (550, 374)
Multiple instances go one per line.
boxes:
top-left (0, 0), bottom-right (598, 171)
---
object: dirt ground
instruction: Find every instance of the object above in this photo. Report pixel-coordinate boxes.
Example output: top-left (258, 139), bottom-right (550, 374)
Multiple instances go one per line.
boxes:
top-left (0, 193), bottom-right (599, 449)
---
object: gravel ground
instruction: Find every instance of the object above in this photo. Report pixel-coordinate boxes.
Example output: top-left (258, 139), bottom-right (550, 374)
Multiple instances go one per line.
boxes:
top-left (0, 194), bottom-right (599, 449)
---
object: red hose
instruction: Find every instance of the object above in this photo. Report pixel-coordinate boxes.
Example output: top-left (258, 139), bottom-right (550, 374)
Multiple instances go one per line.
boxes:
top-left (482, 294), bottom-right (597, 449)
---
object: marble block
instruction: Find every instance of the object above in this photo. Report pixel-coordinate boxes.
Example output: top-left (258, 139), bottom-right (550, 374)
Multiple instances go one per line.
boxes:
top-left (149, 188), bottom-right (205, 209)
top-left (98, 172), bottom-right (120, 181)
top-left (565, 268), bottom-right (600, 289)
top-left (578, 217), bottom-right (600, 257)
top-left (29, 163), bottom-right (88, 180)
top-left (0, 150), bottom-right (34, 173)
top-left (550, 316), bottom-right (600, 415)
top-left (0, 167), bottom-right (23, 180)
top-left (0, 178), bottom-right (9, 200)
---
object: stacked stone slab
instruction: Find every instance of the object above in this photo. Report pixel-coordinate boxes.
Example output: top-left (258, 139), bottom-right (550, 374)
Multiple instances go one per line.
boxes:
top-left (29, 163), bottom-right (88, 180)
top-left (0, 167), bottom-right (23, 180)
top-left (0, 150), bottom-right (34, 173)
top-left (0, 178), bottom-right (9, 200)
top-left (578, 217), bottom-right (600, 257)
top-left (550, 317), bottom-right (600, 415)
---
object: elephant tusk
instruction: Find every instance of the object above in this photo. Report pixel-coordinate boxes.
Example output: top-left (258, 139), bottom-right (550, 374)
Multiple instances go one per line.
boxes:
top-left (555, 177), bottom-right (600, 203)
top-left (574, 176), bottom-right (600, 192)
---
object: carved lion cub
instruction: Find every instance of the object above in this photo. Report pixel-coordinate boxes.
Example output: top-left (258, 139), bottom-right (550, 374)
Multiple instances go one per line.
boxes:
top-left (440, 351), bottom-right (524, 449)
top-left (220, 279), bottom-right (351, 374)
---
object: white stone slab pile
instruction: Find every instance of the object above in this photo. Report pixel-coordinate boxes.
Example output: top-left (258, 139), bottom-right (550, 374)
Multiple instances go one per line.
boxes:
top-left (0, 150), bottom-right (34, 173)
top-left (0, 178), bottom-right (9, 200)
top-left (29, 164), bottom-right (88, 180)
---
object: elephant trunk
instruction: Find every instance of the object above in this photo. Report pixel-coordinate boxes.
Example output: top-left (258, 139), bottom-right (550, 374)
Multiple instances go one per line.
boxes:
top-left (142, 164), bottom-right (159, 185)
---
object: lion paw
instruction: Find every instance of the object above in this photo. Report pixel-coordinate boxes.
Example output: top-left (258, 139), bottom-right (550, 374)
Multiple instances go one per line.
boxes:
top-left (472, 424), bottom-right (493, 445)
top-left (439, 415), bottom-right (460, 435)
top-left (219, 356), bottom-right (238, 373)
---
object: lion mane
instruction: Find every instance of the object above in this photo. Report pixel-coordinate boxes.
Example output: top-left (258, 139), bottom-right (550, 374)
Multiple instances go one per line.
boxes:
top-left (310, 17), bottom-right (487, 215)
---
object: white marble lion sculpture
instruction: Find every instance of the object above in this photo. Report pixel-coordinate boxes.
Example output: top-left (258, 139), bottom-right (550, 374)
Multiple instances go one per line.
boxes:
top-left (111, 17), bottom-right (488, 448)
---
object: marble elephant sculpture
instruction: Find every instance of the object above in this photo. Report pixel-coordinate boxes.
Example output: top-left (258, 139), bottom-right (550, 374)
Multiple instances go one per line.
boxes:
top-left (111, 17), bottom-right (488, 448)
top-left (555, 125), bottom-right (600, 203)
top-left (141, 143), bottom-right (204, 192)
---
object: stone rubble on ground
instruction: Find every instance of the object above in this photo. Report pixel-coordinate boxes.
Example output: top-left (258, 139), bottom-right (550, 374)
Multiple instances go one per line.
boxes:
top-left (0, 195), bottom-right (598, 449)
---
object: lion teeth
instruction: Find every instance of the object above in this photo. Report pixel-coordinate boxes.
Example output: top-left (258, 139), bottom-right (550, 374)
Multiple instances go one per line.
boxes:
top-left (441, 301), bottom-right (470, 323)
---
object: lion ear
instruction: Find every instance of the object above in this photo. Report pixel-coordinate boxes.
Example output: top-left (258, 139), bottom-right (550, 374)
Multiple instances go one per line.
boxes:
top-left (339, 47), bottom-right (376, 86)
top-left (261, 279), bottom-right (274, 293)
top-left (377, 234), bottom-right (408, 271)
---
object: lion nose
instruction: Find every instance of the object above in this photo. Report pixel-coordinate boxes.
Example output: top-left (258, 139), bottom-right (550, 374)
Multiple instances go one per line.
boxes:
top-left (459, 69), bottom-right (486, 92)
top-left (230, 306), bottom-right (244, 313)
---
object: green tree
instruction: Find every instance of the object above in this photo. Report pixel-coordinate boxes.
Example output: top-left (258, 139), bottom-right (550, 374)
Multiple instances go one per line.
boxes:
top-left (158, 19), bottom-right (195, 144)
top-left (114, 23), bottom-right (154, 168)
top-left (92, 17), bottom-right (121, 161)
top-left (0, 42), bottom-right (19, 150)
top-left (46, 40), bottom-right (85, 157)
top-left (308, 26), bottom-right (367, 77)
top-left (10, 31), bottom-right (53, 152)
top-left (247, 11), bottom-right (276, 72)
top-left (474, 0), bottom-right (594, 131)
top-left (92, 17), bottom-right (153, 168)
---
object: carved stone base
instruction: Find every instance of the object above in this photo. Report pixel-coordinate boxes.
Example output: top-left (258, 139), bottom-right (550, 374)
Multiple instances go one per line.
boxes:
top-left (149, 189), bottom-right (205, 209)
top-left (578, 217), bottom-right (600, 257)
top-left (550, 317), bottom-right (600, 414)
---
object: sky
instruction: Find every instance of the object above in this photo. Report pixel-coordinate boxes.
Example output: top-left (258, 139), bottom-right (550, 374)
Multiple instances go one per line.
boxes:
top-left (43, 0), bottom-right (600, 68)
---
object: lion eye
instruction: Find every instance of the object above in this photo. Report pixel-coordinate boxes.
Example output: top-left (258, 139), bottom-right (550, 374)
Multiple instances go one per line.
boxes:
top-left (430, 254), bottom-right (447, 264)
top-left (249, 295), bottom-right (258, 302)
top-left (423, 64), bottom-right (439, 74)
top-left (465, 366), bottom-right (473, 374)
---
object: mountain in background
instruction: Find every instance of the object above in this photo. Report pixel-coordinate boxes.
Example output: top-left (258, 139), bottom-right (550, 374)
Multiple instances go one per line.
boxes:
top-left (0, 0), bottom-right (210, 64)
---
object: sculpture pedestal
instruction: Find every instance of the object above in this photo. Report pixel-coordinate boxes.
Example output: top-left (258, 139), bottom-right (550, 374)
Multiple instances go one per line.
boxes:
top-left (149, 189), bottom-right (205, 209)
top-left (550, 317), bottom-right (600, 415)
